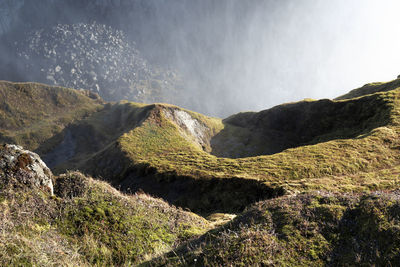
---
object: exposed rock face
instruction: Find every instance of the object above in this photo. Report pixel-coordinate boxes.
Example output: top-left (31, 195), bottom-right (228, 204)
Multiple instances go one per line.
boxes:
top-left (0, 144), bottom-right (53, 195)
top-left (163, 107), bottom-right (211, 151)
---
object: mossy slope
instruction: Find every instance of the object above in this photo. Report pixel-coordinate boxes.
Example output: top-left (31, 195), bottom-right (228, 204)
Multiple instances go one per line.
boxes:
top-left (212, 93), bottom-right (391, 157)
top-left (148, 192), bottom-right (400, 266)
top-left (0, 170), bottom-right (210, 266)
top-left (0, 81), bottom-right (103, 152)
top-left (336, 77), bottom-right (400, 100)
top-left (83, 88), bottom-right (400, 213)
top-left (42, 101), bottom-right (154, 170)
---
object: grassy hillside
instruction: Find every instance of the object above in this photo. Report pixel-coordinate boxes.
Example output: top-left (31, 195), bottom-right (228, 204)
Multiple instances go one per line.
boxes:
top-left (2, 80), bottom-right (400, 214)
top-left (0, 170), bottom-right (210, 266)
top-left (212, 94), bottom-right (391, 157)
top-left (147, 191), bottom-right (400, 266)
top-left (2, 78), bottom-right (400, 265)
top-left (78, 88), bottom-right (400, 212)
top-left (115, 90), bottom-right (398, 189)
top-left (335, 77), bottom-right (400, 100)
top-left (0, 81), bottom-right (103, 152)
top-left (41, 101), bottom-right (155, 169)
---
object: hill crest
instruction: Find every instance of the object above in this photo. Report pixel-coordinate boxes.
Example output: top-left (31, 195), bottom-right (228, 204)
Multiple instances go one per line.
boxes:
top-left (1, 79), bottom-right (400, 214)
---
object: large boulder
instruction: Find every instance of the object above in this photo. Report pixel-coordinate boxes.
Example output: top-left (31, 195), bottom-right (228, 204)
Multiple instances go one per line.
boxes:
top-left (0, 144), bottom-right (53, 195)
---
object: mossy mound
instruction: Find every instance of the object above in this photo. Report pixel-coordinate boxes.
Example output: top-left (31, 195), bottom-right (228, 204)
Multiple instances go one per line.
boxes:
top-left (0, 170), bottom-right (210, 266)
top-left (148, 191), bottom-right (400, 266)
top-left (55, 172), bottom-right (210, 265)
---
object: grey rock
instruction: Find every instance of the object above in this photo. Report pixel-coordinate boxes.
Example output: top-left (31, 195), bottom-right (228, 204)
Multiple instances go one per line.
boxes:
top-left (0, 144), bottom-right (53, 195)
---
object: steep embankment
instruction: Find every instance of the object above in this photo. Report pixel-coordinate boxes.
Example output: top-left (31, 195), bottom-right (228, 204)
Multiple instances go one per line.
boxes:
top-left (2, 79), bottom-right (400, 214)
top-left (0, 144), bottom-right (210, 266)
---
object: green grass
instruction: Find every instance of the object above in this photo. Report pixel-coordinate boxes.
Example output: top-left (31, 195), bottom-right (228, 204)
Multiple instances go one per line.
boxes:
top-left (53, 86), bottom-right (400, 213)
top-left (3, 78), bottom-right (400, 265)
top-left (3, 80), bottom-right (400, 214)
top-left (147, 192), bottom-right (400, 266)
top-left (0, 81), bottom-right (103, 153)
top-left (0, 171), bottom-right (210, 266)
top-left (113, 89), bottom-right (400, 193)
top-left (335, 77), bottom-right (400, 100)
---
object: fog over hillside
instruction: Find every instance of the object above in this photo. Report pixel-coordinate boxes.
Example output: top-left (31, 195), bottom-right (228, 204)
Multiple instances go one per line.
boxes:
top-left (1, 0), bottom-right (400, 116)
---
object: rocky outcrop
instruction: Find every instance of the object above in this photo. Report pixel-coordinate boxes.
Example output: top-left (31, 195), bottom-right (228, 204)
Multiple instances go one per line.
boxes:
top-left (0, 144), bottom-right (53, 195)
top-left (163, 107), bottom-right (212, 151)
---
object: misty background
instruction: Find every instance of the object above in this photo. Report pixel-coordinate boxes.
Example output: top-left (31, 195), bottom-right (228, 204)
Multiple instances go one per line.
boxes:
top-left (0, 0), bottom-right (400, 117)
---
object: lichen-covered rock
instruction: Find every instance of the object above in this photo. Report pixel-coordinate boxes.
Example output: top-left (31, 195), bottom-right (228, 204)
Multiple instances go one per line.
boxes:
top-left (0, 144), bottom-right (53, 195)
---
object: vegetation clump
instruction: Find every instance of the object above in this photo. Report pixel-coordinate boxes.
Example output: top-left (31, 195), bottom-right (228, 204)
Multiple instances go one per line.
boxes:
top-left (55, 172), bottom-right (209, 265)
top-left (54, 171), bottom-right (88, 199)
top-left (148, 192), bottom-right (400, 266)
top-left (0, 166), bottom-right (210, 266)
